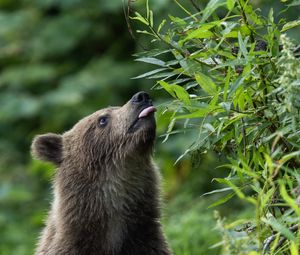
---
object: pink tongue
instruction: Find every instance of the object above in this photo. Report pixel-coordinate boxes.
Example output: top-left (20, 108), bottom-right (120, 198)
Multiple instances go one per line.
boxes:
top-left (138, 106), bottom-right (156, 118)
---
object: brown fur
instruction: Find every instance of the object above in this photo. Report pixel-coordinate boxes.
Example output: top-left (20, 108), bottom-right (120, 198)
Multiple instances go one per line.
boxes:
top-left (31, 92), bottom-right (171, 255)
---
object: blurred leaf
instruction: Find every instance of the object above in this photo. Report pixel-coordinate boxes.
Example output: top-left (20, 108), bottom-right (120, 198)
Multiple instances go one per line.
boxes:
top-left (287, 0), bottom-right (300, 6)
top-left (226, 0), bottom-right (235, 11)
top-left (202, 187), bottom-right (233, 197)
top-left (262, 217), bottom-right (296, 240)
top-left (0, 64), bottom-right (56, 87)
top-left (195, 73), bottom-right (217, 96)
top-left (208, 192), bottom-right (235, 208)
top-left (31, 15), bottom-right (90, 59)
top-left (0, 93), bottom-right (41, 120)
top-left (131, 12), bottom-right (149, 26)
top-left (281, 19), bottom-right (300, 32)
top-left (132, 68), bottom-right (168, 79)
top-left (201, 0), bottom-right (227, 22)
top-left (135, 57), bottom-right (166, 67)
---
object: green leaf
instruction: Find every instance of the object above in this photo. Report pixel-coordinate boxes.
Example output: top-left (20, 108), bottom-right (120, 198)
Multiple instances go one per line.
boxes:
top-left (136, 30), bottom-right (154, 36)
top-left (262, 218), bottom-right (296, 241)
top-left (135, 57), bottom-right (166, 67)
top-left (208, 192), bottom-right (235, 208)
top-left (159, 81), bottom-right (191, 105)
top-left (168, 15), bottom-right (186, 26)
top-left (149, 10), bottom-right (154, 27)
top-left (281, 19), bottom-right (300, 32)
top-left (290, 241), bottom-right (299, 255)
top-left (223, 68), bottom-right (231, 101)
top-left (287, 0), bottom-right (300, 6)
top-left (279, 151), bottom-right (300, 165)
top-left (181, 26), bottom-right (215, 43)
top-left (132, 68), bottom-right (168, 79)
top-left (202, 187), bottom-right (233, 197)
top-left (238, 32), bottom-right (248, 58)
top-left (195, 73), bottom-right (217, 95)
top-left (226, 0), bottom-right (235, 11)
top-left (228, 75), bottom-right (247, 96)
top-left (201, 0), bottom-right (227, 22)
top-left (131, 12), bottom-right (149, 25)
top-left (280, 182), bottom-right (300, 216)
top-left (175, 107), bottom-right (220, 119)
top-left (261, 187), bottom-right (275, 208)
top-left (213, 178), bottom-right (256, 205)
top-left (157, 19), bottom-right (166, 33)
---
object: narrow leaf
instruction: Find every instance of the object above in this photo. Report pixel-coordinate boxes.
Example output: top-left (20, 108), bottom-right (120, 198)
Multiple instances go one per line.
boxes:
top-left (157, 19), bottom-right (166, 33)
top-left (195, 73), bottom-right (217, 95)
top-left (131, 12), bottom-right (149, 25)
top-left (281, 19), bottom-right (300, 32)
top-left (201, 0), bottom-right (227, 22)
top-left (202, 187), bottom-right (232, 197)
top-left (208, 192), bottom-right (235, 208)
top-left (175, 106), bottom-right (222, 120)
top-left (280, 183), bottom-right (300, 216)
top-left (238, 32), bottom-right (248, 58)
top-left (158, 81), bottom-right (191, 105)
top-left (135, 57), bottom-right (166, 67)
top-left (132, 68), bottom-right (168, 79)
top-left (262, 218), bottom-right (296, 241)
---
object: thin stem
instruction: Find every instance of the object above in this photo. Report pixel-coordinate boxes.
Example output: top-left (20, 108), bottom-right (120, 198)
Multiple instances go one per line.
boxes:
top-left (173, 0), bottom-right (197, 21)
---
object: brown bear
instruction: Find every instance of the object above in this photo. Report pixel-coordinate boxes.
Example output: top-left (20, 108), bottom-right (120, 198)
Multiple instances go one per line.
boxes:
top-left (31, 92), bottom-right (172, 255)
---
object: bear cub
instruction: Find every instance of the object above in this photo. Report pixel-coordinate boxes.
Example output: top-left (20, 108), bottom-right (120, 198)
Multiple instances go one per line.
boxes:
top-left (31, 92), bottom-right (171, 255)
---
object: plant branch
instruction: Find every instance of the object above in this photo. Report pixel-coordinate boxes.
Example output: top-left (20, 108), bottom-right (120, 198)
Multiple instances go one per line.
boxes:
top-left (263, 224), bottom-right (299, 254)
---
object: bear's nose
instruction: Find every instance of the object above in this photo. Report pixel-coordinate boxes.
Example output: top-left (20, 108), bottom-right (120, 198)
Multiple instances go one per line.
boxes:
top-left (131, 91), bottom-right (151, 104)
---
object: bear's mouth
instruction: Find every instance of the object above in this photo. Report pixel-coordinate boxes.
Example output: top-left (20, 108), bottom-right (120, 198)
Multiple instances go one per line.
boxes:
top-left (128, 105), bottom-right (156, 133)
top-left (138, 105), bottom-right (156, 118)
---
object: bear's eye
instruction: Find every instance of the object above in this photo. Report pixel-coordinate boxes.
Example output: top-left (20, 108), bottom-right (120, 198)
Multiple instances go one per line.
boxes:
top-left (98, 116), bottom-right (108, 128)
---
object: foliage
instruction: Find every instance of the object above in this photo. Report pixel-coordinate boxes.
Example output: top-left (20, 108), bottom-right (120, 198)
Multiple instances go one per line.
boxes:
top-left (0, 0), bottom-right (299, 254)
top-left (0, 1), bottom-right (217, 254)
top-left (132, 0), bottom-right (300, 254)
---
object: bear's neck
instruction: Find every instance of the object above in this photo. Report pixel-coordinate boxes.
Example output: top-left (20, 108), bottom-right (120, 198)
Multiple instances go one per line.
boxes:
top-left (53, 157), bottom-right (160, 252)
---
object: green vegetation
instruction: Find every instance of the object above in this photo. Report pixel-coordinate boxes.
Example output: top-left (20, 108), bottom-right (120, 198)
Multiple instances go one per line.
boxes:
top-left (132, 0), bottom-right (300, 254)
top-left (0, 0), bottom-right (299, 254)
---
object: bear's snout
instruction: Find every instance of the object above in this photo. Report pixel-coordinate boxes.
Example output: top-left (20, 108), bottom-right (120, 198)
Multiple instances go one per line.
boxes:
top-left (130, 91), bottom-right (156, 119)
top-left (125, 91), bottom-right (156, 136)
top-left (131, 91), bottom-right (152, 104)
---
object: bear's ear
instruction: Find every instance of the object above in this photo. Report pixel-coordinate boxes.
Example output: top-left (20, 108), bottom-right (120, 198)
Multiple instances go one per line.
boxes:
top-left (31, 133), bottom-right (63, 165)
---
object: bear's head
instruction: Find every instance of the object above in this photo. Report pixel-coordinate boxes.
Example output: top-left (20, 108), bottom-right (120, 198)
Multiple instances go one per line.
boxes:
top-left (31, 92), bottom-right (156, 169)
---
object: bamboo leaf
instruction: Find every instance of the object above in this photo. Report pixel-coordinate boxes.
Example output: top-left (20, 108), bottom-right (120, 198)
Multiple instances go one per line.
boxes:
top-left (175, 108), bottom-right (211, 119)
top-left (281, 19), bottom-right (300, 32)
top-left (132, 68), bottom-right (168, 79)
top-left (195, 73), bottom-right (217, 95)
top-left (201, 0), bottom-right (227, 22)
top-left (131, 12), bottom-right (149, 25)
top-left (208, 192), bottom-right (235, 208)
top-left (262, 217), bottom-right (296, 241)
top-left (202, 187), bottom-right (233, 197)
top-left (280, 183), bottom-right (300, 216)
top-left (175, 106), bottom-right (223, 120)
top-left (238, 32), bottom-right (248, 58)
top-left (157, 19), bottom-right (166, 33)
top-left (135, 57), bottom-right (166, 67)
top-left (158, 81), bottom-right (191, 105)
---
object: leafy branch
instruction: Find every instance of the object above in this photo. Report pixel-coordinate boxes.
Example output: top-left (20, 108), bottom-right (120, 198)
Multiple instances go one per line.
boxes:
top-left (131, 0), bottom-right (300, 253)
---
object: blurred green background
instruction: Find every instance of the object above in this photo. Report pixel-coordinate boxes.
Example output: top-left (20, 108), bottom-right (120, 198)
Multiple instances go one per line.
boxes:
top-left (0, 0), bottom-right (298, 254)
